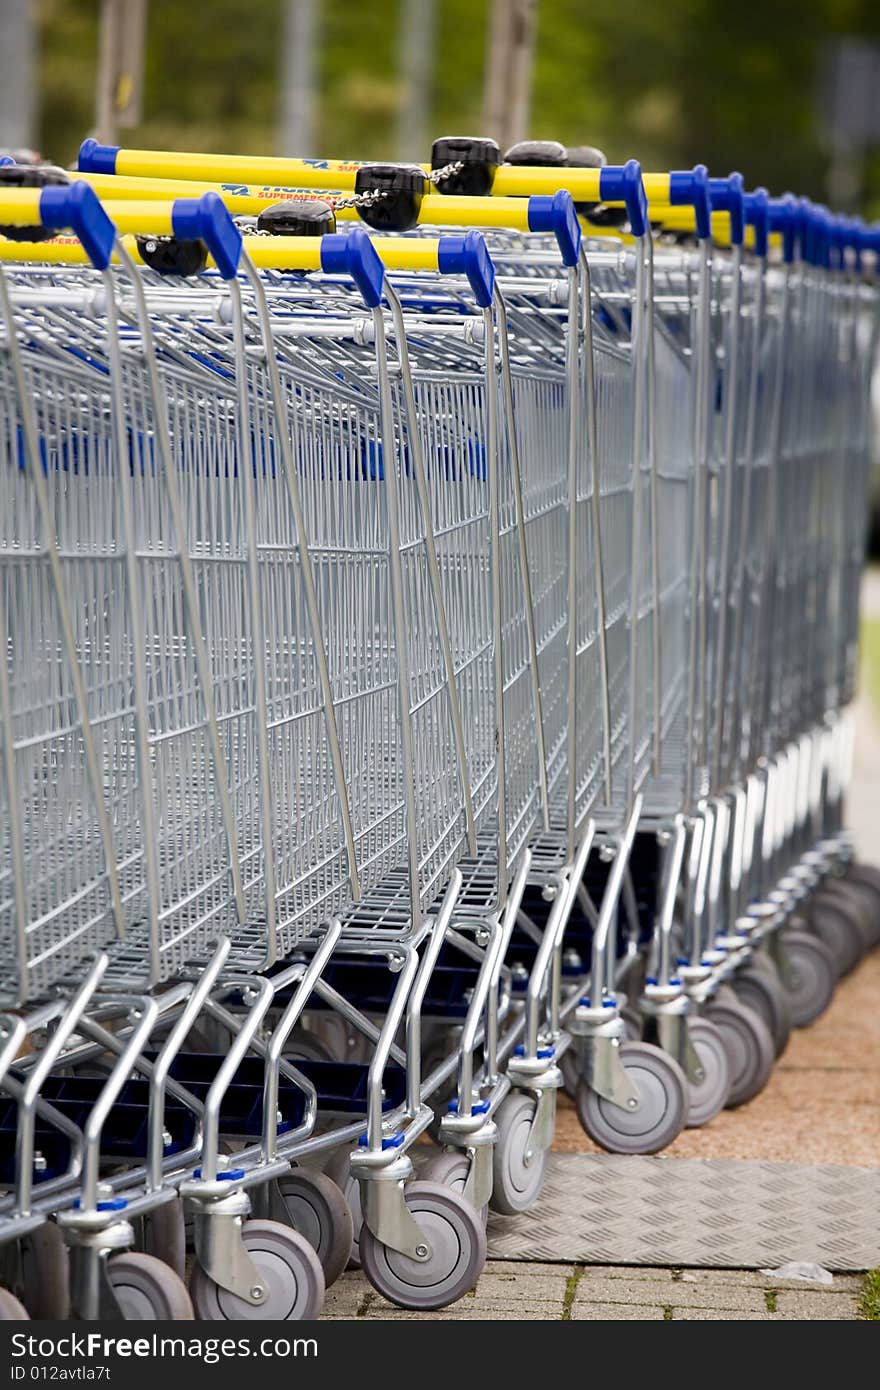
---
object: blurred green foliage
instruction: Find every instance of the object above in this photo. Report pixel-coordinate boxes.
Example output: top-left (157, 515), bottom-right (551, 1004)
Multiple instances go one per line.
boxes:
top-left (37, 0), bottom-right (880, 211)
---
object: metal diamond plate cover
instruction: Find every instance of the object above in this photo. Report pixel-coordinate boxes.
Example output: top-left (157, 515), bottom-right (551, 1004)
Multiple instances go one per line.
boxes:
top-left (486, 1155), bottom-right (880, 1271)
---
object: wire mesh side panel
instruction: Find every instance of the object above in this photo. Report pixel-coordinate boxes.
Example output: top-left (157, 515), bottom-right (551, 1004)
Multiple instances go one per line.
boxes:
top-left (0, 287), bottom-right (132, 1003)
top-left (709, 256), bottom-right (763, 789)
top-left (838, 283), bottom-right (880, 708)
top-left (68, 288), bottom-right (292, 983)
top-left (587, 246), bottom-right (651, 822)
top-left (404, 365), bottom-right (496, 838)
top-left (742, 266), bottom-right (785, 772)
top-left (267, 285), bottom-right (473, 934)
top-left (646, 286), bottom-right (695, 814)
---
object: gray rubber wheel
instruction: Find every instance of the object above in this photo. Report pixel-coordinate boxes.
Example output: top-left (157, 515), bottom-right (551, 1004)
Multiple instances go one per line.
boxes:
top-left (560, 1050), bottom-right (580, 1099)
top-left (685, 1017), bottom-right (730, 1127)
top-left (422, 1036), bottom-right (457, 1144)
top-left (143, 1197), bottom-right (186, 1280)
top-left (20, 1221), bottom-right (69, 1319)
top-left (732, 963), bottom-right (792, 1058)
top-left (323, 1147), bottom-right (363, 1269)
top-left (747, 949), bottom-right (782, 985)
top-left (821, 879), bottom-right (877, 952)
top-left (275, 1169), bottom-right (354, 1288)
top-left (189, 1219), bottom-right (324, 1321)
top-left (779, 928), bottom-right (837, 1026)
top-left (283, 1029), bottom-right (335, 1064)
top-left (359, 1180), bottom-right (486, 1311)
top-left (489, 1091), bottom-right (549, 1214)
top-left (705, 996), bottom-right (774, 1108)
top-left (839, 867), bottom-right (878, 945)
top-left (807, 892), bottom-right (864, 976)
top-left (419, 1150), bottom-right (488, 1226)
top-left (0, 1288), bottom-right (28, 1319)
top-left (575, 1041), bottom-right (688, 1154)
top-left (621, 1004), bottom-right (643, 1041)
top-left (836, 876), bottom-right (880, 947)
top-left (108, 1251), bottom-right (194, 1320)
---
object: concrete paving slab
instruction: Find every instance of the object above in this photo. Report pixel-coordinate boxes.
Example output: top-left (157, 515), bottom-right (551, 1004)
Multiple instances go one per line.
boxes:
top-left (775, 1289), bottom-right (862, 1319)
top-left (570, 1301), bottom-right (667, 1320)
top-left (572, 1279), bottom-right (768, 1314)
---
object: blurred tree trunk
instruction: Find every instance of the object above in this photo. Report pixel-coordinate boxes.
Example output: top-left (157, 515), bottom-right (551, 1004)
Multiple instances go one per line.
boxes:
top-left (280, 0), bottom-right (320, 156)
top-left (483, 0), bottom-right (538, 150)
top-left (0, 0), bottom-right (36, 154)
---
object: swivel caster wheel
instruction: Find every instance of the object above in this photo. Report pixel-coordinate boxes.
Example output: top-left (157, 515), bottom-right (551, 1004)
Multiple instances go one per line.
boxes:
top-left (275, 1168), bottom-right (354, 1287)
top-left (560, 1050), bottom-right (579, 1099)
top-left (807, 891), bottom-right (865, 976)
top-left (323, 1146), bottom-right (364, 1269)
top-left (620, 1004), bottom-right (643, 1041)
top-left (189, 1219), bottom-right (324, 1320)
top-left (705, 996), bottom-right (774, 1108)
top-left (143, 1197), bottom-right (186, 1280)
top-left (359, 1181), bottom-right (486, 1311)
top-left (283, 1029), bottom-right (335, 1065)
top-left (684, 1017), bottom-right (730, 1127)
top-left (779, 929), bottom-right (836, 1026)
top-left (575, 1041), bottom-right (688, 1154)
top-left (20, 1222), bottom-right (69, 1319)
top-left (419, 1150), bottom-right (488, 1225)
top-left (732, 963), bottom-right (792, 1057)
top-left (488, 1091), bottom-right (549, 1215)
top-left (109, 1252), bottom-right (194, 1320)
top-left (0, 1288), bottom-right (28, 1319)
top-left (822, 879), bottom-right (878, 952)
top-left (843, 863), bottom-right (880, 943)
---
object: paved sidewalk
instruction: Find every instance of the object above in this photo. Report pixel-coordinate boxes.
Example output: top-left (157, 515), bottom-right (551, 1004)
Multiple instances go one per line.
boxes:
top-left (323, 1260), bottom-right (865, 1320)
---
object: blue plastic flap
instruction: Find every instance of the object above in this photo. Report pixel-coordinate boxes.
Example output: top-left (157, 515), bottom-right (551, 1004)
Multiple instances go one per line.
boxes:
top-left (744, 188), bottom-right (769, 258)
top-left (437, 228), bottom-right (496, 305)
top-left (709, 173), bottom-right (745, 245)
top-left (320, 226), bottom-right (385, 307)
top-left (171, 192), bottom-right (242, 279)
top-left (526, 190), bottom-right (581, 266)
top-left (598, 160), bottom-right (648, 238)
top-left (77, 137), bottom-right (120, 174)
top-left (669, 165), bottom-right (711, 240)
top-left (39, 182), bottom-right (116, 270)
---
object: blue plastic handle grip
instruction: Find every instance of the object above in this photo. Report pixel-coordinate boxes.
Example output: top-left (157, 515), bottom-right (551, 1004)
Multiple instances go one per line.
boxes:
top-left (708, 173), bottom-right (745, 246)
top-left (767, 195), bottom-right (798, 264)
top-left (437, 229), bottom-right (495, 307)
top-left (812, 207), bottom-right (831, 269)
top-left (743, 188), bottom-right (769, 258)
top-left (668, 165), bottom-right (712, 240)
top-left (171, 192), bottom-right (242, 279)
top-left (38, 182), bottom-right (116, 270)
top-left (598, 161), bottom-right (648, 238)
top-left (856, 222), bottom-right (878, 258)
top-left (798, 198), bottom-right (816, 265)
top-left (319, 226), bottom-right (385, 307)
top-left (78, 137), bottom-right (120, 174)
top-left (526, 190), bottom-right (580, 267)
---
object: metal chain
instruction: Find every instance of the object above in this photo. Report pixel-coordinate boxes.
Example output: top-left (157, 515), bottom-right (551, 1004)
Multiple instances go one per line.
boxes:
top-left (425, 160), bottom-right (465, 186)
top-left (240, 160), bottom-right (467, 229)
